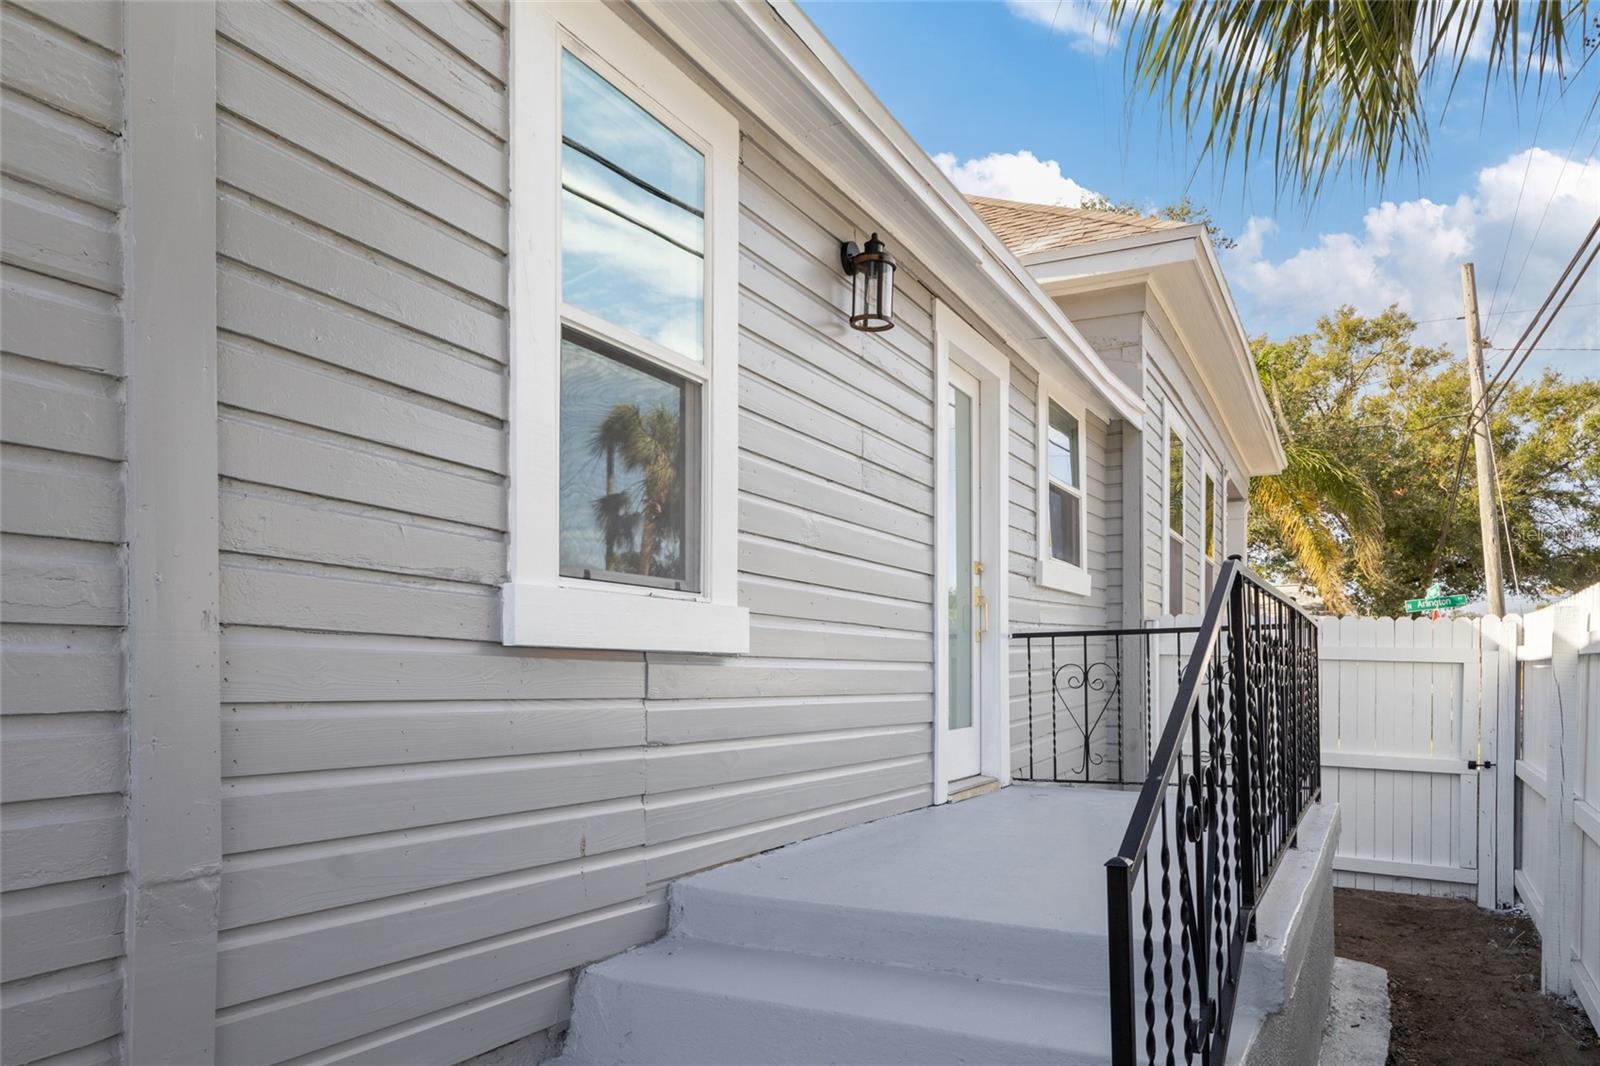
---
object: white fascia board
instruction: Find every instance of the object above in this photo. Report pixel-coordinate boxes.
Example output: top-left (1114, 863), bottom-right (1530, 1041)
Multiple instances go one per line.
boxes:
top-left (1028, 229), bottom-right (1285, 475)
top-left (1192, 237), bottom-right (1286, 472)
top-left (632, 0), bottom-right (1143, 425)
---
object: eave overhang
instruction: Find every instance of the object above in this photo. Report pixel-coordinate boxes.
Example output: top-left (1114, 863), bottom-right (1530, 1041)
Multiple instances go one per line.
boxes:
top-left (630, 0), bottom-right (1144, 425)
top-left (1023, 227), bottom-right (1287, 477)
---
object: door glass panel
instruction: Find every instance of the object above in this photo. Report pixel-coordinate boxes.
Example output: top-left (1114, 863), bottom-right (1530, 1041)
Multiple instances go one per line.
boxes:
top-left (948, 385), bottom-right (974, 731)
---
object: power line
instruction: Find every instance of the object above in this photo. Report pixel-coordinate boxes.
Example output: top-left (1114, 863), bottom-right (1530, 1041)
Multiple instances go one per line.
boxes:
top-left (1478, 217), bottom-right (1600, 407)
top-left (1485, 65), bottom-right (1600, 325)
top-left (1482, 102), bottom-right (1547, 323)
top-left (1483, 236), bottom-right (1600, 413)
top-left (1406, 301), bottom-right (1600, 326)
top-left (1420, 218), bottom-right (1600, 589)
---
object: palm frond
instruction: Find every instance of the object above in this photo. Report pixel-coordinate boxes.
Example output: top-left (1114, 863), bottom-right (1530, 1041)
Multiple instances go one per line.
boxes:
top-left (1103, 0), bottom-right (1582, 198)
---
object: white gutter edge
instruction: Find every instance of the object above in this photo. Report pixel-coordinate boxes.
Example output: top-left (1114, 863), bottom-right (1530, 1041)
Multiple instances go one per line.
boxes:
top-left (696, 0), bottom-right (1145, 424)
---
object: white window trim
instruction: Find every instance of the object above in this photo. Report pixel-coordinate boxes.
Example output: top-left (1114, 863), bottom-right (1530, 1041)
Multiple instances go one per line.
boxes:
top-left (1035, 376), bottom-right (1092, 597)
top-left (503, 1), bottom-right (747, 653)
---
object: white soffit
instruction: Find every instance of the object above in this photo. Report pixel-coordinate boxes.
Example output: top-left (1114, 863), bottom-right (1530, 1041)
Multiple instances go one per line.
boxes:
top-left (633, 0), bottom-right (1144, 425)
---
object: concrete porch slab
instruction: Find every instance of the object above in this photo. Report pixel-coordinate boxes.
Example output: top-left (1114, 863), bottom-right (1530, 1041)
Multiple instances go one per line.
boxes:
top-left (672, 784), bottom-right (1137, 991)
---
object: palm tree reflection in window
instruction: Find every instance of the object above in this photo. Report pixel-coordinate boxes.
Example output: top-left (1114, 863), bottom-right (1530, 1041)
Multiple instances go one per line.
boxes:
top-left (560, 335), bottom-right (692, 587)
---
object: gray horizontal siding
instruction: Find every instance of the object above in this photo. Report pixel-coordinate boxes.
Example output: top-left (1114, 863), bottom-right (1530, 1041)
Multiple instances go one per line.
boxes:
top-left (0, 3), bottom-right (126, 1064)
top-left (209, 6), bottom-right (930, 1062)
top-left (1003, 361), bottom-right (1125, 779)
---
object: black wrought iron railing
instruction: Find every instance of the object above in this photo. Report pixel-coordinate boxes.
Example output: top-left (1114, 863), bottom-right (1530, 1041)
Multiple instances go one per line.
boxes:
top-left (1009, 626), bottom-right (1203, 786)
top-left (1104, 558), bottom-right (1321, 1066)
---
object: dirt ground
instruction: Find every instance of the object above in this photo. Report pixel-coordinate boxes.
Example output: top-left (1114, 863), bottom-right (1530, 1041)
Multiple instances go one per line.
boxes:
top-left (1334, 888), bottom-right (1599, 1064)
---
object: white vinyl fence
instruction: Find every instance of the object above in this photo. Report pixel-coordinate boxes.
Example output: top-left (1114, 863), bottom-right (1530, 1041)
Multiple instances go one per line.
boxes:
top-left (1316, 584), bottom-right (1600, 1032)
top-left (1511, 586), bottom-right (1600, 1030)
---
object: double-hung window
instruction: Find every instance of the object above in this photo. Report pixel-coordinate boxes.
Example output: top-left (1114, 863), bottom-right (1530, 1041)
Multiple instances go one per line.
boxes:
top-left (504, 3), bottom-right (747, 653)
top-left (1036, 381), bottom-right (1092, 596)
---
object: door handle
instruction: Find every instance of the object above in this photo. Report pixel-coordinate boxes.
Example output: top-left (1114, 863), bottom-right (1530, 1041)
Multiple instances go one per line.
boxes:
top-left (1468, 759), bottom-right (1495, 770)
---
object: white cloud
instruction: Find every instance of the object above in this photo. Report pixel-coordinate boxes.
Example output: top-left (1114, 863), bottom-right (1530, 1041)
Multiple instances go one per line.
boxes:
top-left (933, 149), bottom-right (1099, 207)
top-left (1005, 0), bottom-right (1117, 54)
top-left (1224, 147), bottom-right (1600, 374)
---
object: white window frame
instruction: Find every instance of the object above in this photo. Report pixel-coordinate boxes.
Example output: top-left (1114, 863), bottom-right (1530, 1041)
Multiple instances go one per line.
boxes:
top-left (503, 1), bottom-right (747, 653)
top-left (1035, 376), bottom-right (1092, 597)
top-left (1163, 416), bottom-right (1187, 617)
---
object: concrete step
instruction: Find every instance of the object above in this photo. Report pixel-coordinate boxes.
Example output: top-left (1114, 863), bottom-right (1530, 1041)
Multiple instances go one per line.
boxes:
top-left (557, 937), bottom-right (1114, 1066)
top-left (664, 785), bottom-right (1137, 993)
top-left (672, 876), bottom-right (1111, 992)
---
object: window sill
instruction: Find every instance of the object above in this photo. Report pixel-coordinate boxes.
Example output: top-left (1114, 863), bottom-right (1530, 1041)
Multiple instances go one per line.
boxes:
top-left (1037, 557), bottom-right (1093, 597)
top-left (501, 582), bottom-right (750, 654)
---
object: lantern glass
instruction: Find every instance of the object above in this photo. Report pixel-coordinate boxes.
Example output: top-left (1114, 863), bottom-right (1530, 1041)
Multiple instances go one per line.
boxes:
top-left (844, 233), bottom-right (897, 332)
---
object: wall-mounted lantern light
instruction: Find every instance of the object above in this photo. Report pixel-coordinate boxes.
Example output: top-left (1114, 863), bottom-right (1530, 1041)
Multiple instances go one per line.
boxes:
top-left (840, 232), bottom-right (897, 332)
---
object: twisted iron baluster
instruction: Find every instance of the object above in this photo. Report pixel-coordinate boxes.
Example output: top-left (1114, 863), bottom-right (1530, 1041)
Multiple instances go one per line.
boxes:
top-left (1143, 867), bottom-right (1157, 1064)
top-left (1026, 636), bottom-right (1035, 780)
top-left (1160, 803), bottom-right (1175, 1066)
top-left (1208, 646), bottom-right (1226, 1062)
top-left (1051, 636), bottom-right (1059, 781)
top-left (1175, 766), bottom-right (1195, 1060)
top-left (1216, 637), bottom-right (1236, 1047)
top-left (1115, 635), bottom-right (1124, 783)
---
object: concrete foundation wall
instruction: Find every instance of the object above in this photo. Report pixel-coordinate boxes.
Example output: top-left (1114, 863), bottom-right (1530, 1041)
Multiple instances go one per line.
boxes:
top-left (1231, 801), bottom-right (1341, 1066)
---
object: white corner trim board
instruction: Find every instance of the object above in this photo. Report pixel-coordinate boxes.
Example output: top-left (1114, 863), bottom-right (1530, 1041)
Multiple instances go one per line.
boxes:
top-left (503, 1), bottom-right (744, 653)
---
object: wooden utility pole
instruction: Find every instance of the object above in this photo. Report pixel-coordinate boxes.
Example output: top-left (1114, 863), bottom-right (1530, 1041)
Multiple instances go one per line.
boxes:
top-left (1460, 263), bottom-right (1506, 617)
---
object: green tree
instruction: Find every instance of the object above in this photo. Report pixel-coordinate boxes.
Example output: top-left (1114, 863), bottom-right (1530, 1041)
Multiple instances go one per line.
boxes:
top-left (1080, 193), bottom-right (1237, 251)
top-left (1248, 306), bottom-right (1600, 613)
top-left (1103, 1), bottom-right (1595, 198)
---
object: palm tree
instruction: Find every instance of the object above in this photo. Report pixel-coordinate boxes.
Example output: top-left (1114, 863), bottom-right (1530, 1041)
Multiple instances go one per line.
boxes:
top-left (588, 402), bottom-right (683, 579)
top-left (591, 407), bottom-right (642, 572)
top-left (1250, 358), bottom-right (1384, 614)
top-left (1251, 441), bottom-right (1384, 614)
top-left (1103, 1), bottom-right (1589, 198)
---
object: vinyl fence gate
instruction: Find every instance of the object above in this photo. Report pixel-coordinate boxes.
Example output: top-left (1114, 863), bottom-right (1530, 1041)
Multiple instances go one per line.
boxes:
top-left (1316, 590), bottom-right (1600, 1034)
top-left (1318, 615), bottom-right (1517, 908)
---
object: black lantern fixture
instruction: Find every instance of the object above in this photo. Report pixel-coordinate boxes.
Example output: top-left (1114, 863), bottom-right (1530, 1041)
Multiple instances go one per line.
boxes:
top-left (840, 232), bottom-right (897, 332)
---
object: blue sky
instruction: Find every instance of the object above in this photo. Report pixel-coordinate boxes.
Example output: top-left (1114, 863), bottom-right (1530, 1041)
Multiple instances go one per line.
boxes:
top-left (803, 1), bottom-right (1600, 378)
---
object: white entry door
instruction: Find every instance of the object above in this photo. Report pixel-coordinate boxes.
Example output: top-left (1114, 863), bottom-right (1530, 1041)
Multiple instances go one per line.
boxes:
top-left (945, 364), bottom-right (984, 781)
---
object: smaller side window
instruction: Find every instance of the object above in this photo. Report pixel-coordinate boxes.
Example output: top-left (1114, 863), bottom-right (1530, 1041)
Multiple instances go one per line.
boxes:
top-left (1167, 428), bottom-right (1185, 615)
top-left (1168, 430), bottom-right (1185, 536)
top-left (1202, 470), bottom-right (1217, 603)
top-left (1046, 401), bottom-right (1082, 568)
top-left (1035, 384), bottom-right (1092, 596)
top-left (1204, 473), bottom-right (1216, 561)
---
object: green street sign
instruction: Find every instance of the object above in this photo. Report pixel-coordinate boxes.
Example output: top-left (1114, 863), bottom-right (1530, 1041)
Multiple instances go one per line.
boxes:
top-left (1405, 593), bottom-right (1469, 613)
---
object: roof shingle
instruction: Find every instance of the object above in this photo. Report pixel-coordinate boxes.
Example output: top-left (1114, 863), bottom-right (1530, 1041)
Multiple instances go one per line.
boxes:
top-left (967, 195), bottom-right (1187, 257)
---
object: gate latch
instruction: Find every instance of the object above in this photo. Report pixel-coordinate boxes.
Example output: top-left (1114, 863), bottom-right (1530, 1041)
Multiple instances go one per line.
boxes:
top-left (1467, 759), bottom-right (1495, 770)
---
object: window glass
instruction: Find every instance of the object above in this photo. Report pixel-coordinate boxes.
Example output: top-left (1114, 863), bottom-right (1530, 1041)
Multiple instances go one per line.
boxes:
top-left (1204, 474), bottom-right (1217, 560)
top-left (1168, 431), bottom-right (1184, 535)
top-left (1049, 484), bottom-right (1080, 566)
top-left (560, 51), bottom-right (706, 360)
top-left (559, 334), bottom-right (695, 588)
top-left (1047, 401), bottom-right (1079, 489)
